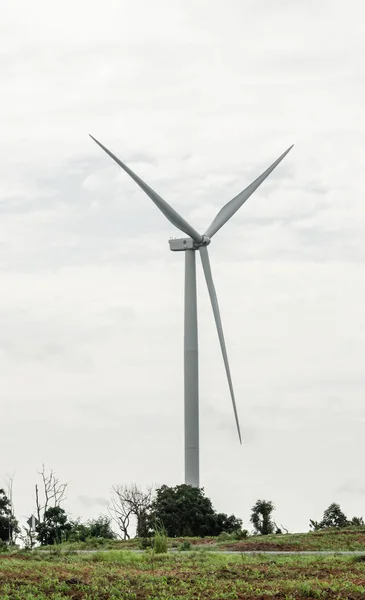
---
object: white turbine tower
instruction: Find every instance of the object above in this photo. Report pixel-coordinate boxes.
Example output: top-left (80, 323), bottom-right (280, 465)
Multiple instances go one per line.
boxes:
top-left (90, 135), bottom-right (293, 488)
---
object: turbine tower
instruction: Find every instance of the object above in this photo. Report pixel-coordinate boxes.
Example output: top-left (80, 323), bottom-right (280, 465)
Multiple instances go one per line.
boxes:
top-left (90, 135), bottom-right (293, 487)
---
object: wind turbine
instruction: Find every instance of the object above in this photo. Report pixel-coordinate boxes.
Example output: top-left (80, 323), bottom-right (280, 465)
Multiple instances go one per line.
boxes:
top-left (90, 135), bottom-right (293, 488)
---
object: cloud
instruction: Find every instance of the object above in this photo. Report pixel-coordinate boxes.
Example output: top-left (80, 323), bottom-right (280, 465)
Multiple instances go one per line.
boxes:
top-left (1, 0), bottom-right (365, 534)
top-left (336, 481), bottom-right (365, 496)
top-left (78, 495), bottom-right (109, 509)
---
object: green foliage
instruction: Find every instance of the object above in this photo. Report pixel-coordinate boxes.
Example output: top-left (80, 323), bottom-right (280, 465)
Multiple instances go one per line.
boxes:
top-left (309, 503), bottom-right (364, 531)
top-left (151, 484), bottom-right (242, 537)
top-left (0, 488), bottom-right (19, 543)
top-left (217, 528), bottom-right (249, 542)
top-left (153, 524), bottom-right (168, 554)
top-left (68, 515), bottom-right (116, 542)
top-left (250, 499), bottom-right (275, 535)
top-left (321, 503), bottom-right (348, 528)
top-left (351, 516), bottom-right (365, 526)
top-left (216, 531), bottom-right (232, 541)
top-left (139, 537), bottom-right (153, 550)
top-left (0, 539), bottom-right (9, 553)
top-left (179, 539), bottom-right (192, 551)
top-left (36, 506), bottom-right (71, 545)
top-left (214, 511), bottom-right (243, 535)
top-left (235, 528), bottom-right (248, 540)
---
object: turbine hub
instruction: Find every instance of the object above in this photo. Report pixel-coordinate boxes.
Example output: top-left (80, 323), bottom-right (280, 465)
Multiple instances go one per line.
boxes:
top-left (169, 236), bottom-right (211, 251)
top-left (200, 235), bottom-right (211, 247)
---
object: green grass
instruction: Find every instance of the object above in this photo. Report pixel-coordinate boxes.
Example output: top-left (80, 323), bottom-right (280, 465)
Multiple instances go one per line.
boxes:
top-left (153, 526), bottom-right (168, 554)
top-left (0, 550), bottom-right (365, 599)
top-left (36, 526), bottom-right (365, 553)
top-left (217, 526), bottom-right (365, 552)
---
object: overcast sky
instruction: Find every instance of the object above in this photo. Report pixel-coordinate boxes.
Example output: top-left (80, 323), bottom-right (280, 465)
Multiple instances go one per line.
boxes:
top-left (1, 0), bottom-right (365, 534)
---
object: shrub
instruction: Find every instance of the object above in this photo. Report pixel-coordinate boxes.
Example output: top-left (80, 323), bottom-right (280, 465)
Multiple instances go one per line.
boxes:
top-left (0, 540), bottom-right (8, 553)
top-left (234, 529), bottom-right (248, 540)
top-left (217, 529), bottom-right (248, 542)
top-left (139, 537), bottom-right (153, 550)
top-left (85, 536), bottom-right (106, 547)
top-left (217, 531), bottom-right (234, 542)
top-left (179, 540), bottom-right (192, 551)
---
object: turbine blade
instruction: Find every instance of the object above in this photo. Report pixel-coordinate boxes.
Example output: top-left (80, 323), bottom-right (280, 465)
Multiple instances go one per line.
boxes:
top-left (199, 245), bottom-right (242, 444)
top-left (205, 145), bottom-right (294, 238)
top-left (90, 135), bottom-right (203, 243)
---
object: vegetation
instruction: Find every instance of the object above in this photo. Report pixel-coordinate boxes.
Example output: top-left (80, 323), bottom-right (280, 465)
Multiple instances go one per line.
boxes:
top-left (2, 464), bottom-right (364, 555)
top-left (109, 483), bottom-right (153, 539)
top-left (0, 488), bottom-right (19, 543)
top-left (217, 526), bottom-right (365, 552)
top-left (250, 499), bottom-right (275, 535)
top-left (153, 524), bottom-right (168, 554)
top-left (30, 525), bottom-right (365, 554)
top-left (0, 550), bottom-right (365, 599)
top-left (67, 516), bottom-right (116, 542)
top-left (310, 502), bottom-right (364, 531)
top-left (36, 507), bottom-right (71, 546)
top-left (151, 484), bottom-right (243, 537)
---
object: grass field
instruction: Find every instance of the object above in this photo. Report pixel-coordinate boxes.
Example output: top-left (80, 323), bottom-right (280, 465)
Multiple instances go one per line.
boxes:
top-left (1, 550), bottom-right (365, 599)
top-left (47, 527), bottom-right (365, 553)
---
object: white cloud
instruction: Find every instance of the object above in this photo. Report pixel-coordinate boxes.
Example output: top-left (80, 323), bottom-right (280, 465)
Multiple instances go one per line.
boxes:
top-left (1, 0), bottom-right (365, 532)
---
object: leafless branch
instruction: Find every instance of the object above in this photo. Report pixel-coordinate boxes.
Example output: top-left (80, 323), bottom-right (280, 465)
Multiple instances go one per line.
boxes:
top-left (109, 484), bottom-right (154, 539)
top-left (35, 465), bottom-right (68, 521)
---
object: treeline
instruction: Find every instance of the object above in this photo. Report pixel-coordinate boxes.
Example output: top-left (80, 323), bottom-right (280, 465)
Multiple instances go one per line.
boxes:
top-left (0, 466), bottom-right (363, 548)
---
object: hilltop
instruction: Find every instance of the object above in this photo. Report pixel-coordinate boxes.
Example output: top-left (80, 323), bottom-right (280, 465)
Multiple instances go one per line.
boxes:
top-left (40, 526), bottom-right (365, 553)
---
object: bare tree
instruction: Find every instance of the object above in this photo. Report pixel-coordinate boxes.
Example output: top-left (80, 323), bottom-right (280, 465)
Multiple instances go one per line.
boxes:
top-left (109, 484), bottom-right (154, 539)
top-left (109, 495), bottom-right (132, 540)
top-left (35, 465), bottom-right (68, 522)
top-left (19, 526), bottom-right (37, 550)
top-left (4, 473), bottom-right (17, 545)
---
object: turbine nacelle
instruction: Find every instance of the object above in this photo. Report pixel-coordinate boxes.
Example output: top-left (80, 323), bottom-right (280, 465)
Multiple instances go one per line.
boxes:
top-left (169, 236), bottom-right (211, 252)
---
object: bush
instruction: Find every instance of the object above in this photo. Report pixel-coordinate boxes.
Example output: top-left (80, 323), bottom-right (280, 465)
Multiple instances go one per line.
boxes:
top-left (139, 537), bottom-right (153, 550)
top-left (217, 531), bottom-right (234, 542)
top-left (234, 529), bottom-right (248, 540)
top-left (217, 529), bottom-right (248, 542)
top-left (85, 537), bottom-right (107, 547)
top-left (179, 540), bottom-right (192, 551)
top-left (0, 540), bottom-right (8, 553)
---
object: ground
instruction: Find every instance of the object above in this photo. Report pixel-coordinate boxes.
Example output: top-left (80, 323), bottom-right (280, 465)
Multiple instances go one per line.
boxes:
top-left (1, 550), bottom-right (365, 599)
top-left (50, 527), bottom-right (365, 553)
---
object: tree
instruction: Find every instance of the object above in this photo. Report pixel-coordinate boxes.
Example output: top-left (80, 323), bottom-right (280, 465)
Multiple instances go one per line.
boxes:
top-left (350, 516), bottom-right (364, 527)
top-left (67, 515), bottom-right (116, 542)
top-left (3, 474), bottom-right (19, 545)
top-left (67, 519), bottom-right (90, 543)
top-left (35, 465), bottom-right (68, 523)
top-left (19, 525), bottom-right (37, 550)
top-left (87, 515), bottom-right (116, 539)
top-left (109, 484), bottom-right (153, 539)
top-left (151, 484), bottom-right (243, 537)
top-left (0, 488), bottom-right (19, 543)
top-left (213, 512), bottom-right (243, 536)
top-left (68, 515), bottom-right (116, 542)
top-left (36, 506), bottom-right (71, 545)
top-left (250, 500), bottom-right (275, 535)
top-left (309, 503), bottom-right (363, 531)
